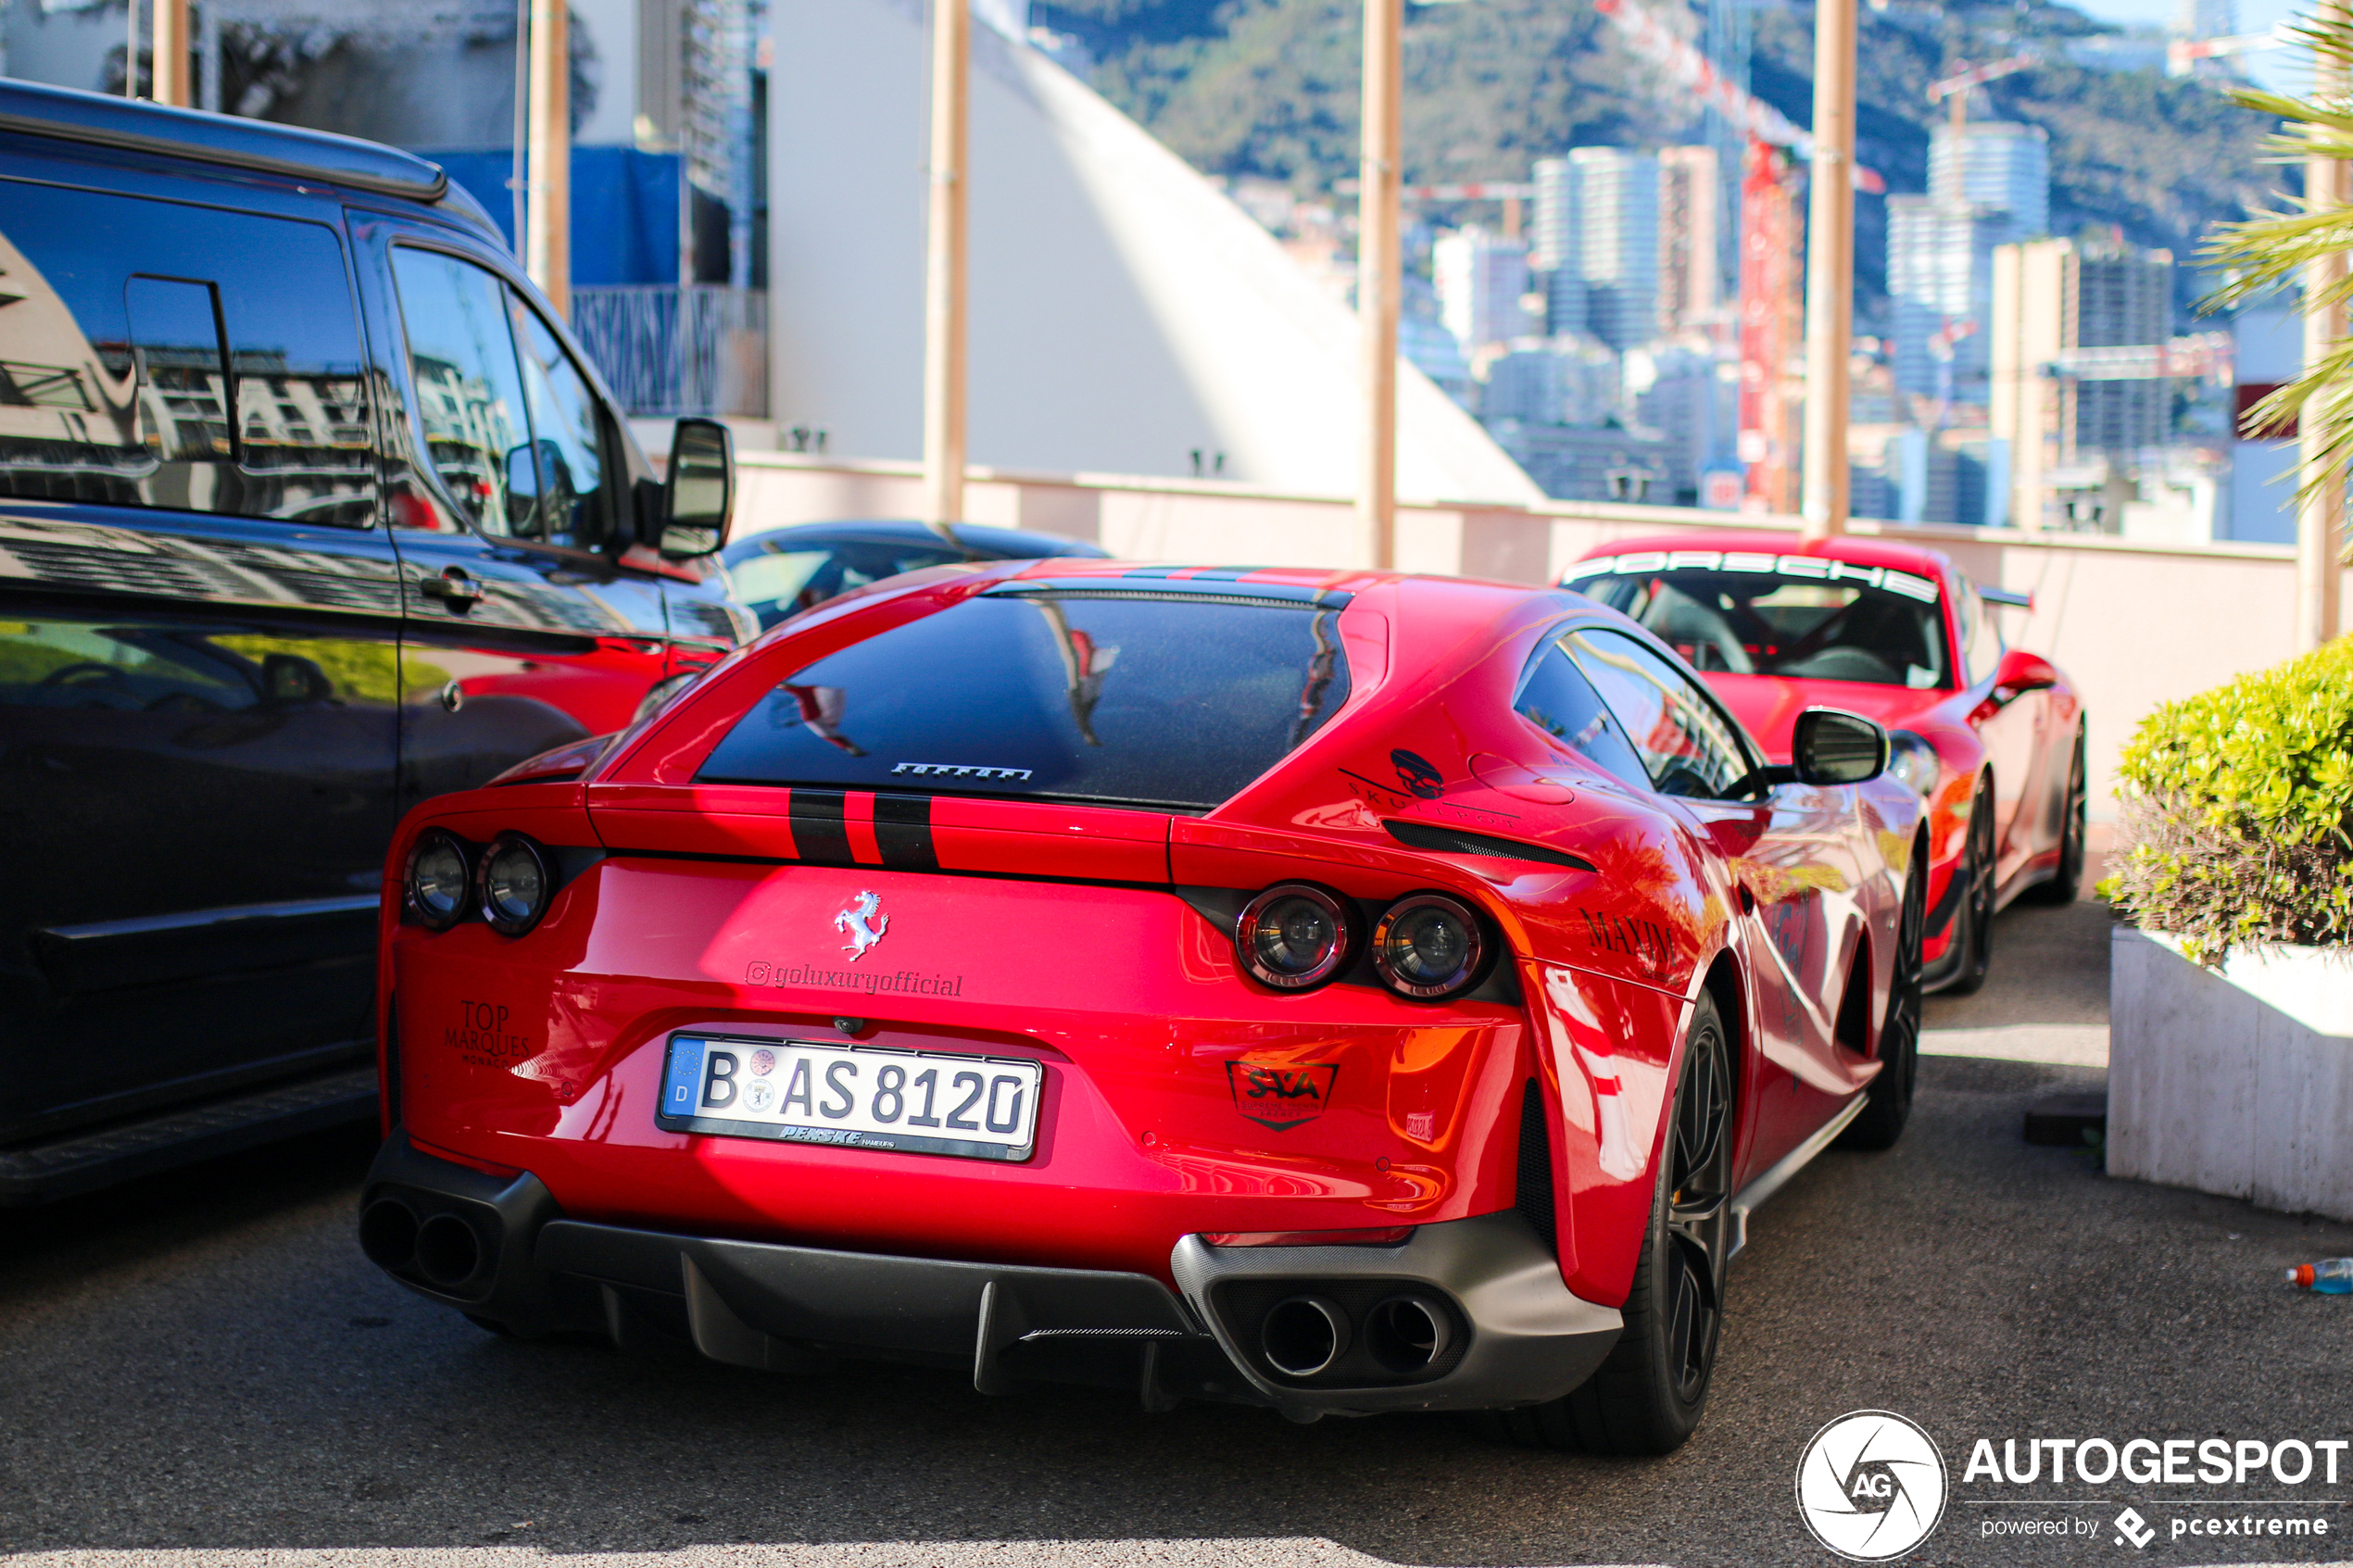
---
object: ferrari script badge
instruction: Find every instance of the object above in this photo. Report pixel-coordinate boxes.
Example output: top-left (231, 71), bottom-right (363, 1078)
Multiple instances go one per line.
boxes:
top-left (835, 890), bottom-right (889, 960)
top-left (1227, 1062), bottom-right (1339, 1131)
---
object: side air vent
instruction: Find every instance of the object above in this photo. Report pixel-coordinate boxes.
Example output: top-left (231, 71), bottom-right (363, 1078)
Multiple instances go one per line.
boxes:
top-left (1516, 1079), bottom-right (1557, 1257)
top-left (1385, 819), bottom-right (1596, 872)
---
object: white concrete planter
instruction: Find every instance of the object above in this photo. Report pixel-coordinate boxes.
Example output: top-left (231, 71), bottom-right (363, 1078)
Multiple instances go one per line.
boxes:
top-left (2109, 926), bottom-right (2353, 1221)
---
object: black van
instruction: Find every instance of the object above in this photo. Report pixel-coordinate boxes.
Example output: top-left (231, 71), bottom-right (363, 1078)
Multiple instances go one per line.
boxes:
top-left (0, 80), bottom-right (753, 1201)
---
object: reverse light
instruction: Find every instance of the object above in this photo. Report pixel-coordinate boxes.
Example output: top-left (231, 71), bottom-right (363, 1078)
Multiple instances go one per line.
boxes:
top-left (406, 829), bottom-right (472, 930)
top-left (478, 833), bottom-right (553, 935)
top-left (1886, 730), bottom-right (1942, 797)
top-left (1235, 883), bottom-right (1356, 990)
top-left (1372, 893), bottom-right (1487, 1000)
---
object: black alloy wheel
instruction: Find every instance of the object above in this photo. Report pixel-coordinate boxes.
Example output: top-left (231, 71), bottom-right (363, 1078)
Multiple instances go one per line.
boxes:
top-left (1942, 776), bottom-right (1998, 997)
top-left (2024, 725), bottom-right (2089, 906)
top-left (1481, 992), bottom-right (1733, 1455)
top-left (1839, 835), bottom-right (1926, 1151)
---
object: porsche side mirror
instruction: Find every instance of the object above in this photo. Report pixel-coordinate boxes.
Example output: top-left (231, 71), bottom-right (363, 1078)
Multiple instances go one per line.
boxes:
top-left (1992, 647), bottom-right (2058, 701)
top-left (660, 417), bottom-right (736, 558)
top-left (1790, 708), bottom-right (1888, 786)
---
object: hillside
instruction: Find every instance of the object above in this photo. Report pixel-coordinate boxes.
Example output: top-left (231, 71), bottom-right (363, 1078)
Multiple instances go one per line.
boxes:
top-left (1038, 0), bottom-right (2286, 320)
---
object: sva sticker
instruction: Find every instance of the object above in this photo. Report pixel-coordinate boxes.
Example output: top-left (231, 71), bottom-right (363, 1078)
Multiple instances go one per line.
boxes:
top-left (1226, 1062), bottom-right (1339, 1131)
top-left (1795, 1410), bottom-right (1950, 1561)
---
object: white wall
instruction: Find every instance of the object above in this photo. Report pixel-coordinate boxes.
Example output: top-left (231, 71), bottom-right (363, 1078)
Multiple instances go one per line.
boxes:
top-left (764, 0), bottom-right (1542, 503)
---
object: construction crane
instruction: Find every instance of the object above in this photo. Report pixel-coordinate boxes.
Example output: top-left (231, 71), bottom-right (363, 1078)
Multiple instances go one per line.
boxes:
top-left (1927, 55), bottom-right (2037, 132)
top-left (1735, 140), bottom-right (1802, 512)
top-left (1594, 0), bottom-right (1886, 193)
top-left (2167, 28), bottom-right (2284, 76)
top-left (1594, 0), bottom-right (1881, 511)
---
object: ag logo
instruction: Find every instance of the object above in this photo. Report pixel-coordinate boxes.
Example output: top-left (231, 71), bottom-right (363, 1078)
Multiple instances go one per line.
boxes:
top-left (1226, 1062), bottom-right (1339, 1130)
top-left (1794, 1410), bottom-right (1948, 1562)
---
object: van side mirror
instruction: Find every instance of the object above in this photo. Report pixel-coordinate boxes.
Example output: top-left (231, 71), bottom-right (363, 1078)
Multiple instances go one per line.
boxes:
top-left (1790, 707), bottom-right (1887, 785)
top-left (660, 417), bottom-right (735, 557)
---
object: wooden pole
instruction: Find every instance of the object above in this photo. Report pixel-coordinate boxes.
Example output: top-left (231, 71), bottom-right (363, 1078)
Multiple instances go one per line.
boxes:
top-left (2298, 0), bottom-right (2347, 651)
top-left (1358, 0), bottom-right (1403, 570)
top-left (920, 0), bottom-right (970, 538)
top-left (525, 0), bottom-right (570, 319)
top-left (150, 0), bottom-right (189, 105)
top-left (1798, 0), bottom-right (1856, 541)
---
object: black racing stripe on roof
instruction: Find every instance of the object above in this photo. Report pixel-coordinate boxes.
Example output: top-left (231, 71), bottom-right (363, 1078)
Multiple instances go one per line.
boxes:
top-left (788, 789), bottom-right (853, 866)
top-left (874, 793), bottom-right (939, 872)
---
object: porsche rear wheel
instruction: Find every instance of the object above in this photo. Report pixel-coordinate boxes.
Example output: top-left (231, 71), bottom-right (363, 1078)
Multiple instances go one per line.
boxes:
top-left (1838, 836), bottom-right (1926, 1151)
top-left (1942, 776), bottom-right (1997, 997)
top-left (1486, 993), bottom-right (1731, 1455)
top-left (2023, 725), bottom-right (2088, 906)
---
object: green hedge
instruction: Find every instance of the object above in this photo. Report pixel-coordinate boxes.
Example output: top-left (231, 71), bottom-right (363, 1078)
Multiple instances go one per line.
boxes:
top-left (2101, 634), bottom-right (2353, 960)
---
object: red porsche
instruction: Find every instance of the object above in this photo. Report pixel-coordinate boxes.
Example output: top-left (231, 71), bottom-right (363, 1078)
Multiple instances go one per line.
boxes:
top-left (1566, 534), bottom-right (2086, 995)
top-left (360, 559), bottom-right (1927, 1454)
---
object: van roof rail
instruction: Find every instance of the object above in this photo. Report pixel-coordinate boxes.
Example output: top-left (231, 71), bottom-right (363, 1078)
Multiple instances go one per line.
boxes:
top-left (0, 77), bottom-right (456, 205)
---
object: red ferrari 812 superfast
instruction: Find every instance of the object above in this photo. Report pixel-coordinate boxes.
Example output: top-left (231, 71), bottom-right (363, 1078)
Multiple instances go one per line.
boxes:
top-left (362, 559), bottom-right (1927, 1454)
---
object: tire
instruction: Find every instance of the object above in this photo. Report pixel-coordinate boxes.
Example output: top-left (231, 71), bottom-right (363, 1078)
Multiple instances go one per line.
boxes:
top-left (1484, 992), bottom-right (1732, 1455)
top-left (2022, 724), bottom-right (2088, 906)
top-left (1941, 776), bottom-right (1997, 997)
top-left (1839, 838), bottom-right (1925, 1151)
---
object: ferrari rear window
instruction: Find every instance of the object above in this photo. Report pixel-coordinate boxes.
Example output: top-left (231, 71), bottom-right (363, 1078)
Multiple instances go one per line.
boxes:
top-left (695, 589), bottom-right (1352, 810)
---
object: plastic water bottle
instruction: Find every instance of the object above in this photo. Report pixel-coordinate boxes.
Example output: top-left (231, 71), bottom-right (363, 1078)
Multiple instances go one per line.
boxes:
top-left (2285, 1260), bottom-right (2353, 1294)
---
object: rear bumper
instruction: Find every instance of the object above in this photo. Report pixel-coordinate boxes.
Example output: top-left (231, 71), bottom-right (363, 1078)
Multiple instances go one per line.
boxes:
top-left (360, 1135), bottom-right (1621, 1418)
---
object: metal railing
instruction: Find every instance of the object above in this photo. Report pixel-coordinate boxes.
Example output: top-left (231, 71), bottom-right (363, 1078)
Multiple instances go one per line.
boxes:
top-left (570, 285), bottom-right (768, 419)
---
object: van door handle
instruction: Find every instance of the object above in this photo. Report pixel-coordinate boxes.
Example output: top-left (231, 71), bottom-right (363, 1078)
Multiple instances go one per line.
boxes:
top-left (420, 566), bottom-right (481, 609)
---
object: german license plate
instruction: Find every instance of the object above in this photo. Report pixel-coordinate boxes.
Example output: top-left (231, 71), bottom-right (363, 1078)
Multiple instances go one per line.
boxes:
top-left (656, 1035), bottom-right (1042, 1161)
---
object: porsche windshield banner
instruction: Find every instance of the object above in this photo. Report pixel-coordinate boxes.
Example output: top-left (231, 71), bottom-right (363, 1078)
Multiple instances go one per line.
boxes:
top-left (1565, 549), bottom-right (1943, 603)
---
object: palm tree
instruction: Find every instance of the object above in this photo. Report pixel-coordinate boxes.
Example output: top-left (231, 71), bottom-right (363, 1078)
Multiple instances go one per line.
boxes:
top-left (2205, 6), bottom-right (2353, 530)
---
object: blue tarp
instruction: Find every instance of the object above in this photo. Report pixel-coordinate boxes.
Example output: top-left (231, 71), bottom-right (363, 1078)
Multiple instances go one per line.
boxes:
top-left (419, 146), bottom-right (681, 286)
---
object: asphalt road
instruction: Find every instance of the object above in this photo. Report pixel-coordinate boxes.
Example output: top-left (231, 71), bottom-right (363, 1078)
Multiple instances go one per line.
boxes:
top-left (6, 891), bottom-right (2353, 1568)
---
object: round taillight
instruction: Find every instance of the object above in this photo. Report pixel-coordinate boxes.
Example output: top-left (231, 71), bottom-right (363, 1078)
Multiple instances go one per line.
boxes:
top-left (406, 830), bottom-right (472, 930)
top-left (478, 833), bottom-right (552, 936)
top-left (1235, 884), bottom-right (1356, 990)
top-left (1371, 893), bottom-right (1487, 1000)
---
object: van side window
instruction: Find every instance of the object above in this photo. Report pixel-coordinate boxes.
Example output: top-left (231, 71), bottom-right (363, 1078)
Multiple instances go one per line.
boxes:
top-left (0, 181), bottom-right (373, 524)
top-left (389, 247), bottom-right (611, 551)
top-left (511, 301), bottom-right (617, 549)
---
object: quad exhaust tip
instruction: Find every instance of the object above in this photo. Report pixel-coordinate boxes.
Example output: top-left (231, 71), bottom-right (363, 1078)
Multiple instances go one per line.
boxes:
top-left (1256, 1291), bottom-right (1456, 1381)
top-left (359, 1198), bottom-right (419, 1273)
top-left (413, 1212), bottom-right (484, 1289)
top-left (1260, 1295), bottom-right (1350, 1377)
top-left (361, 1198), bottom-right (487, 1290)
top-left (1364, 1294), bottom-right (1453, 1374)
